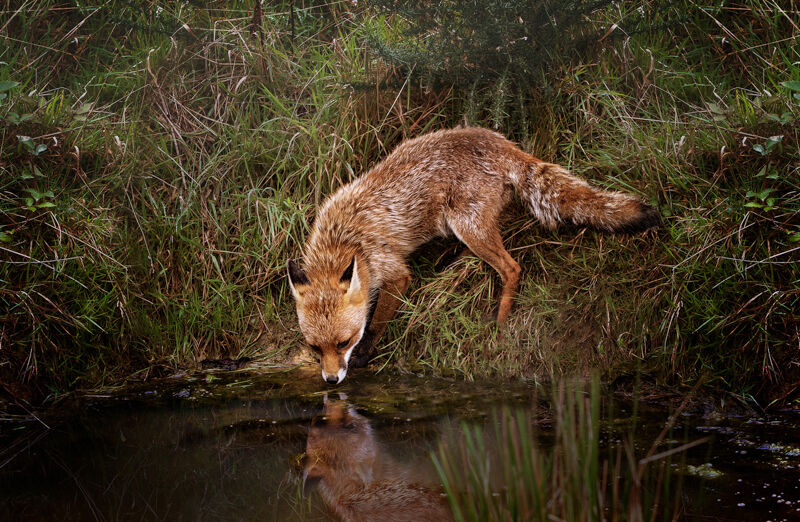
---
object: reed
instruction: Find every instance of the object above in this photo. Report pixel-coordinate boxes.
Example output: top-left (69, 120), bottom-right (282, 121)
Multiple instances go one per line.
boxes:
top-left (433, 377), bottom-right (696, 521)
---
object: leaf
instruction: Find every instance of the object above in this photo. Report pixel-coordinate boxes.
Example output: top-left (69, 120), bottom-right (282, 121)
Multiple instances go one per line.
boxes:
top-left (23, 188), bottom-right (42, 201)
top-left (0, 80), bottom-right (19, 92)
top-left (753, 135), bottom-right (783, 156)
top-left (757, 188), bottom-right (777, 200)
top-left (0, 231), bottom-right (12, 243)
top-left (76, 102), bottom-right (93, 115)
top-left (781, 81), bottom-right (800, 92)
top-left (34, 144), bottom-right (47, 156)
top-left (7, 112), bottom-right (31, 124)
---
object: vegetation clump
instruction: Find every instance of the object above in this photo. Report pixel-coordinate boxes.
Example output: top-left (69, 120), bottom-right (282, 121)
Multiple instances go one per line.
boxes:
top-left (435, 378), bottom-right (699, 521)
top-left (0, 0), bottom-right (798, 407)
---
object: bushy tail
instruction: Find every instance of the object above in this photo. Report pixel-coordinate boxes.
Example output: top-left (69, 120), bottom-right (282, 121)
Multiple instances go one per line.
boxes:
top-left (515, 161), bottom-right (661, 233)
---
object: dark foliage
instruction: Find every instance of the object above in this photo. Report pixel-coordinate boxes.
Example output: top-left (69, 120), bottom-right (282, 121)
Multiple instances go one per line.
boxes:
top-left (363, 0), bottom-right (673, 89)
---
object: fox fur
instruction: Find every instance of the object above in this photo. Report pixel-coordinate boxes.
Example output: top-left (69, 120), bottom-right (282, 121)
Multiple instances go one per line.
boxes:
top-left (288, 127), bottom-right (660, 384)
top-left (303, 396), bottom-right (451, 522)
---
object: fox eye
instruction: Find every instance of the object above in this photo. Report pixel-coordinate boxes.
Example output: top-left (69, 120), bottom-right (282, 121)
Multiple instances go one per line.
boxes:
top-left (337, 338), bottom-right (351, 350)
top-left (308, 344), bottom-right (321, 353)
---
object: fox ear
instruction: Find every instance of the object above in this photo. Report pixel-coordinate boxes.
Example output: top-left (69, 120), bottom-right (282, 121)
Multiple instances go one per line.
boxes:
top-left (342, 256), bottom-right (362, 301)
top-left (287, 259), bottom-right (309, 299)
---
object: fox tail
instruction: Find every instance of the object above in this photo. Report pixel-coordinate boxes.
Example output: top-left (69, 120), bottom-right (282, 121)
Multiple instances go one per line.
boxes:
top-left (515, 161), bottom-right (661, 233)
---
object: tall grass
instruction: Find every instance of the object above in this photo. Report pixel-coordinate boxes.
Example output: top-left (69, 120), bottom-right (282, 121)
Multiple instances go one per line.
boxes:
top-left (1, 0), bottom-right (430, 400)
top-left (0, 1), bottom-right (798, 406)
top-left (433, 378), bottom-right (701, 521)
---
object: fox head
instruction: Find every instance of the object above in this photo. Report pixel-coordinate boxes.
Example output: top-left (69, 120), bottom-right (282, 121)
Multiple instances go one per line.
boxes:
top-left (302, 395), bottom-right (377, 495)
top-left (287, 256), bottom-right (369, 385)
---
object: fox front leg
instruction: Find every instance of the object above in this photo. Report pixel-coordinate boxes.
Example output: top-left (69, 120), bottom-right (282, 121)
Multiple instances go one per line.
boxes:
top-left (348, 328), bottom-right (376, 368)
top-left (349, 271), bottom-right (411, 368)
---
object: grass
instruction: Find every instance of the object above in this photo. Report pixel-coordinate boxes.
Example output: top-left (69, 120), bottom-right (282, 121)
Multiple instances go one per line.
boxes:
top-left (433, 376), bottom-right (700, 521)
top-left (0, 1), bottom-right (798, 407)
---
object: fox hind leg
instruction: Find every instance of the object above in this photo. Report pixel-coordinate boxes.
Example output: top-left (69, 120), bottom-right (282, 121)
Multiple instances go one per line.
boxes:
top-left (446, 218), bottom-right (521, 323)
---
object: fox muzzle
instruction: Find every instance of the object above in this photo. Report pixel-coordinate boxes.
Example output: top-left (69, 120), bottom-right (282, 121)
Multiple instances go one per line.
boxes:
top-left (321, 366), bottom-right (347, 385)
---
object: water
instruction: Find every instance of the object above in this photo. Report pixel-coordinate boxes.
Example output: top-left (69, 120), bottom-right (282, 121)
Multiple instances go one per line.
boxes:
top-left (1, 368), bottom-right (799, 521)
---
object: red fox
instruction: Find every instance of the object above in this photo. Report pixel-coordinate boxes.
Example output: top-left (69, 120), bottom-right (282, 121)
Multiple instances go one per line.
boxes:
top-left (303, 395), bottom-right (451, 521)
top-left (288, 127), bottom-right (660, 384)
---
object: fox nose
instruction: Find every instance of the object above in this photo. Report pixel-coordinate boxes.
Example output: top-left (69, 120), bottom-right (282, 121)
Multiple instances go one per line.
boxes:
top-left (325, 375), bottom-right (339, 385)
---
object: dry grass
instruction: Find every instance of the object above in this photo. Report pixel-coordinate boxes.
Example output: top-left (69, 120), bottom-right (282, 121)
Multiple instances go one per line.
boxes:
top-left (0, 0), bottom-right (798, 407)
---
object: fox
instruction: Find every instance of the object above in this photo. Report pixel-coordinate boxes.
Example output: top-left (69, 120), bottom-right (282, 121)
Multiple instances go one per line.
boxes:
top-left (303, 395), bottom-right (451, 521)
top-left (287, 126), bottom-right (661, 384)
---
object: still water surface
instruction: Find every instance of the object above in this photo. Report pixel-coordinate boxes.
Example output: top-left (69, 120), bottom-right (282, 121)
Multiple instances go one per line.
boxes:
top-left (1, 368), bottom-right (799, 521)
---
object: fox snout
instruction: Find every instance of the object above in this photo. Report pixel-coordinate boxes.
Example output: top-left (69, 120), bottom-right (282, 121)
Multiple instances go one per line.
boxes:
top-left (322, 365), bottom-right (346, 385)
top-left (320, 346), bottom-right (355, 385)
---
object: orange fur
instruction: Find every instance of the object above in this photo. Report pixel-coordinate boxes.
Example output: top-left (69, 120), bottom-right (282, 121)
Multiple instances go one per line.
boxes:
top-left (303, 397), bottom-right (451, 521)
top-left (288, 127), bottom-right (660, 383)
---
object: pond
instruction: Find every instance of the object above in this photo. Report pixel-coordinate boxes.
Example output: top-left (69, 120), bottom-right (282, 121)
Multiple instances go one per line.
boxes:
top-left (1, 367), bottom-right (799, 521)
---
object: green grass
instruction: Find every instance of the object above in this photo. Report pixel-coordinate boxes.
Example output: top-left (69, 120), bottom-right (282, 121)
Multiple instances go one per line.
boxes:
top-left (433, 377), bottom-right (695, 521)
top-left (1, 1), bottom-right (798, 407)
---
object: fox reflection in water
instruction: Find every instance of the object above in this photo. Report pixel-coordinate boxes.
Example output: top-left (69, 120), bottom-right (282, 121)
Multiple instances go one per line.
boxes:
top-left (303, 396), bottom-right (452, 522)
